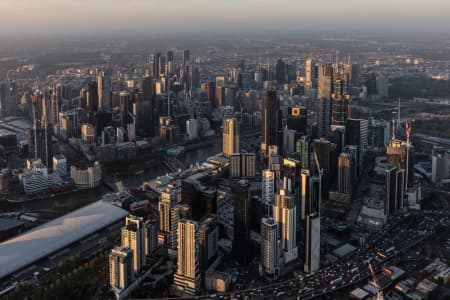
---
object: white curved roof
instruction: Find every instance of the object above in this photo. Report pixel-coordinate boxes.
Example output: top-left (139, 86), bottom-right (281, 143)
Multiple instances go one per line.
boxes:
top-left (0, 201), bottom-right (128, 279)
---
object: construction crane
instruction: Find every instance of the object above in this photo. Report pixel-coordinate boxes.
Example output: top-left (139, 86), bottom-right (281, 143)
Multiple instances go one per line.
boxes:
top-left (365, 260), bottom-right (383, 300)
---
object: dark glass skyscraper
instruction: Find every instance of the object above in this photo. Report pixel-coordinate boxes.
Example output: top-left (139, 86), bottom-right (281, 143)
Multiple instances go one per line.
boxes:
top-left (261, 88), bottom-right (281, 152)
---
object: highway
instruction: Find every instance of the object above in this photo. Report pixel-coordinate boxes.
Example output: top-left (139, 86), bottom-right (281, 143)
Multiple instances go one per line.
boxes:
top-left (143, 210), bottom-right (449, 300)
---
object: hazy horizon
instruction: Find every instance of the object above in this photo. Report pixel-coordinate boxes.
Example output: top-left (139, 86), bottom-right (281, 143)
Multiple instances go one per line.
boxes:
top-left (2, 0), bottom-right (450, 37)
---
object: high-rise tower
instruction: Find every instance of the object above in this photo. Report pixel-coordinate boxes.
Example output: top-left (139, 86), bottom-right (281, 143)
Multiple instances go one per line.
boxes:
top-left (223, 118), bottom-right (240, 158)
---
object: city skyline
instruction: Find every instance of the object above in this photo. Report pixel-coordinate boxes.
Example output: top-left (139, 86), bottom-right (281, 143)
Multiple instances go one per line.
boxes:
top-left (1, 0), bottom-right (450, 36)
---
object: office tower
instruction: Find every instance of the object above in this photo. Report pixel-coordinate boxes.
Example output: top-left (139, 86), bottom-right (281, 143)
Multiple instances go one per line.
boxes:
top-left (386, 139), bottom-right (413, 189)
top-left (223, 118), bottom-right (240, 158)
top-left (138, 76), bottom-right (153, 102)
top-left (183, 49), bottom-right (190, 65)
top-left (337, 153), bottom-right (352, 195)
top-left (317, 63), bottom-right (334, 100)
top-left (109, 246), bottom-right (134, 290)
top-left (119, 90), bottom-right (131, 124)
top-left (287, 106), bottom-right (307, 135)
top-left (305, 57), bottom-right (317, 89)
top-left (153, 52), bottom-right (161, 78)
top-left (273, 189), bottom-right (298, 264)
top-left (300, 170), bottom-right (321, 219)
top-left (368, 120), bottom-right (390, 149)
top-left (158, 190), bottom-right (179, 249)
top-left (59, 111), bottom-right (79, 141)
top-left (260, 217), bottom-right (279, 276)
top-left (28, 124), bottom-right (53, 167)
top-left (98, 71), bottom-right (112, 111)
top-left (346, 118), bottom-right (368, 148)
top-left (304, 213), bottom-right (320, 273)
top-left (52, 154), bottom-right (67, 176)
top-left (202, 81), bottom-right (216, 106)
top-left (48, 89), bottom-right (59, 126)
top-left (344, 63), bottom-right (360, 87)
top-left (331, 125), bottom-right (346, 157)
top-left (0, 82), bottom-right (6, 115)
top-left (283, 129), bottom-right (298, 156)
top-left (331, 78), bottom-right (350, 127)
top-left (173, 219), bottom-right (201, 295)
top-left (282, 158), bottom-right (302, 234)
top-left (262, 169), bottom-right (275, 207)
top-left (87, 80), bottom-right (98, 112)
top-left (313, 138), bottom-right (331, 194)
top-left (317, 97), bottom-right (331, 139)
top-left (296, 136), bottom-right (309, 170)
top-left (431, 146), bottom-right (450, 184)
top-left (215, 86), bottom-right (225, 107)
top-left (121, 215), bottom-right (146, 274)
top-left (181, 177), bottom-right (216, 221)
top-left (159, 55), bottom-right (166, 76)
top-left (81, 123), bottom-right (96, 144)
top-left (133, 96), bottom-right (154, 137)
top-left (261, 88), bottom-right (282, 152)
top-left (198, 215), bottom-right (219, 281)
top-left (230, 181), bottom-right (252, 265)
top-left (166, 50), bottom-right (174, 63)
top-left (224, 86), bottom-right (236, 107)
top-left (145, 218), bottom-right (158, 255)
top-left (275, 59), bottom-right (287, 84)
top-left (230, 152), bottom-right (256, 178)
top-left (385, 167), bottom-right (405, 216)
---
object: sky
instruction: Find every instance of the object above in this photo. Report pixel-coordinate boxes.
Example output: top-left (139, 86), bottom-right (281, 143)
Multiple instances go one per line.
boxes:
top-left (1, 0), bottom-right (450, 36)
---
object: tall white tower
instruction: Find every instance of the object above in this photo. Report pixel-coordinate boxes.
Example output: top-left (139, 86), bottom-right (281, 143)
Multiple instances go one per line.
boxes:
top-left (273, 189), bottom-right (298, 264)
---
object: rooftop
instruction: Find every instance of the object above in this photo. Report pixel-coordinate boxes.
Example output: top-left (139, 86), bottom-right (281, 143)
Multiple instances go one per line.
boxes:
top-left (0, 201), bottom-right (128, 279)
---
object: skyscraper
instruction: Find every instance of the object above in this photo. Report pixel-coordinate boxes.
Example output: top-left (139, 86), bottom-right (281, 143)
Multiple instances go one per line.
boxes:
top-left (119, 90), bottom-right (131, 124)
top-left (87, 80), bottom-right (98, 113)
top-left (331, 78), bottom-right (350, 127)
top-left (261, 88), bottom-right (281, 152)
top-left (173, 219), bottom-right (201, 296)
top-left (305, 57), bottom-right (317, 89)
top-left (145, 218), bottom-right (158, 255)
top-left (344, 63), bottom-right (360, 87)
top-left (386, 139), bottom-right (413, 189)
top-left (28, 124), bottom-right (53, 167)
top-left (121, 215), bottom-right (146, 274)
top-left (287, 106), bottom-right (307, 135)
top-left (230, 152), bottom-right (256, 178)
top-left (337, 153), bottom-right (352, 195)
top-left (346, 118), bottom-right (369, 148)
top-left (153, 52), bottom-right (161, 78)
top-left (317, 97), bottom-right (331, 139)
top-left (300, 170), bottom-right (321, 219)
top-left (158, 189), bottom-right (179, 249)
top-left (304, 213), bottom-right (320, 273)
top-left (275, 58), bottom-right (287, 84)
top-left (385, 167), bottom-right (405, 216)
top-left (109, 246), bottom-right (134, 291)
top-left (260, 217), bottom-right (279, 276)
top-left (183, 49), bottom-right (190, 66)
top-left (262, 169), bottom-right (275, 208)
top-left (273, 189), bottom-right (298, 264)
top-left (313, 138), bottom-right (331, 195)
top-left (317, 63), bottom-right (334, 100)
top-left (223, 118), bottom-right (240, 158)
top-left (98, 71), bottom-right (112, 111)
top-left (296, 136), bottom-right (309, 170)
top-left (198, 214), bottom-right (219, 283)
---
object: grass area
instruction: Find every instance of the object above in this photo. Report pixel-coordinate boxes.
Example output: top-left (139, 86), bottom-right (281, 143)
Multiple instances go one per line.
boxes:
top-left (5, 251), bottom-right (109, 300)
top-left (413, 119), bottom-right (450, 139)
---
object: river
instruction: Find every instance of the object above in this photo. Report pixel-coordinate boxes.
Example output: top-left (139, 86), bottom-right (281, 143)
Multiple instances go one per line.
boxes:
top-left (0, 139), bottom-right (223, 213)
